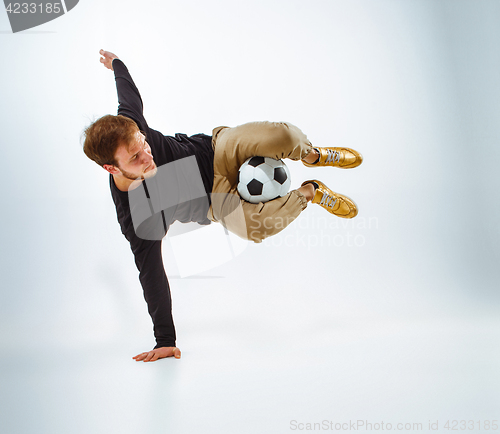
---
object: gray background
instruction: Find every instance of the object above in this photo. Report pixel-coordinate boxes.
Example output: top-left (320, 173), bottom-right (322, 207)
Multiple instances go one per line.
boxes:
top-left (0, 0), bottom-right (499, 433)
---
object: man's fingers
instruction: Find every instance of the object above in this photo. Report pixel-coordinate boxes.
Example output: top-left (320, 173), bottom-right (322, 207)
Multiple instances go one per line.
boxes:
top-left (174, 348), bottom-right (181, 359)
top-left (99, 49), bottom-right (118, 59)
top-left (150, 352), bottom-right (160, 362)
top-left (133, 352), bottom-right (148, 361)
top-left (99, 56), bottom-right (111, 70)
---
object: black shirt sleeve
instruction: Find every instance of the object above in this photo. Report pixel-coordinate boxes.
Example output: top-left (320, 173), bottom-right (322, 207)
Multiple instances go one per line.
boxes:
top-left (129, 233), bottom-right (176, 349)
top-left (112, 58), bottom-right (148, 131)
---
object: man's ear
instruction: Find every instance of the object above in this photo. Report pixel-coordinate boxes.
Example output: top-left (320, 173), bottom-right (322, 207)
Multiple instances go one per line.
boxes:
top-left (103, 164), bottom-right (120, 175)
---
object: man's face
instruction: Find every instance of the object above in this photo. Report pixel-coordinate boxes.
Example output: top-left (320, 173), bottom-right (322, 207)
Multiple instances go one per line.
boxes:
top-left (114, 130), bottom-right (157, 181)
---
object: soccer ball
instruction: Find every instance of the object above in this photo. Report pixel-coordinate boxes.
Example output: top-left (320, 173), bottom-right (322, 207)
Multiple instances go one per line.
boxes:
top-left (237, 156), bottom-right (292, 203)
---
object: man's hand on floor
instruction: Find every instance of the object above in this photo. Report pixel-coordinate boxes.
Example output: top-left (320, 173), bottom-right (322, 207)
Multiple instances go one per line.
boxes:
top-left (133, 346), bottom-right (181, 362)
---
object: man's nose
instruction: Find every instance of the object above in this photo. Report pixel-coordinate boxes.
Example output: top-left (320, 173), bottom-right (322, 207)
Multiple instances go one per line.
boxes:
top-left (141, 151), bottom-right (153, 164)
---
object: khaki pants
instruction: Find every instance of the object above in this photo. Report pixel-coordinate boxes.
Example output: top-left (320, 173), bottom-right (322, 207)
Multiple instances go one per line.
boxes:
top-left (207, 121), bottom-right (313, 243)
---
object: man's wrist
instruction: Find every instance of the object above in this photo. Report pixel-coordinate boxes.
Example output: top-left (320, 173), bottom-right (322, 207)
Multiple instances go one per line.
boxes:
top-left (154, 343), bottom-right (176, 349)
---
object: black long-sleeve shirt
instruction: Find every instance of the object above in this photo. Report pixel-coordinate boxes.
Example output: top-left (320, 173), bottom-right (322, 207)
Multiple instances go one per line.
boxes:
top-left (109, 59), bottom-right (215, 348)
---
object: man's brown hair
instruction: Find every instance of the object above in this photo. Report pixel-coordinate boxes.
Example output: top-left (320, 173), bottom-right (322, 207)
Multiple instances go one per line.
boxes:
top-left (83, 115), bottom-right (139, 167)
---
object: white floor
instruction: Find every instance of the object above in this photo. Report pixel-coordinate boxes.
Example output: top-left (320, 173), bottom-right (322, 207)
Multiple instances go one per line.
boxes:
top-left (0, 199), bottom-right (499, 434)
top-left (1, 281), bottom-right (499, 433)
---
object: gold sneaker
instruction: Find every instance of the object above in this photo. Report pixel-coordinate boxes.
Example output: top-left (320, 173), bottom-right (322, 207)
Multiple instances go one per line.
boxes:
top-left (301, 180), bottom-right (358, 218)
top-left (303, 147), bottom-right (363, 169)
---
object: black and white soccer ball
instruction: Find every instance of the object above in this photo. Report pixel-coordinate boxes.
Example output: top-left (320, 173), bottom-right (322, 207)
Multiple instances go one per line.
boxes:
top-left (237, 156), bottom-right (292, 203)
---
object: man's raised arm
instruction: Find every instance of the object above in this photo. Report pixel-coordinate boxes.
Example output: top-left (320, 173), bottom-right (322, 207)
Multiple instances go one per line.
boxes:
top-left (99, 49), bottom-right (148, 130)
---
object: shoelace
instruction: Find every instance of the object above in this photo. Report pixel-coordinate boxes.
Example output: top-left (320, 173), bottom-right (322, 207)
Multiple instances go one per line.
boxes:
top-left (325, 149), bottom-right (341, 164)
top-left (319, 191), bottom-right (337, 209)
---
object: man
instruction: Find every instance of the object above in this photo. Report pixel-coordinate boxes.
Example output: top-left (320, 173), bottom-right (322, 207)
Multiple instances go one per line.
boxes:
top-left (83, 49), bottom-right (362, 362)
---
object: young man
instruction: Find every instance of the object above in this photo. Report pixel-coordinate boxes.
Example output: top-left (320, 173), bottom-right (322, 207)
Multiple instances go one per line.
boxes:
top-left (83, 49), bottom-right (362, 362)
